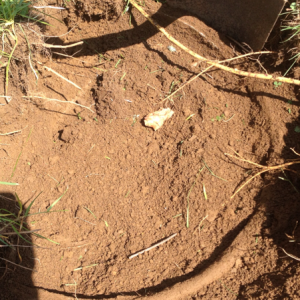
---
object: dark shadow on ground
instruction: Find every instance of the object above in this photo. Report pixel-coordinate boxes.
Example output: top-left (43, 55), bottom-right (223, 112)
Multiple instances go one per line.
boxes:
top-left (0, 192), bottom-right (38, 300)
top-left (48, 4), bottom-right (232, 63)
top-left (29, 211), bottom-right (257, 299)
top-left (236, 109), bottom-right (300, 298)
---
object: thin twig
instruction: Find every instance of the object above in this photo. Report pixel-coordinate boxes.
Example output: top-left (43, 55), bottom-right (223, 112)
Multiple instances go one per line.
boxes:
top-left (160, 66), bottom-right (213, 103)
top-left (129, 233), bottom-right (177, 259)
top-left (4, 229), bottom-right (41, 235)
top-left (37, 62), bottom-right (81, 90)
top-left (23, 96), bottom-right (94, 113)
top-left (75, 217), bottom-right (96, 226)
top-left (281, 247), bottom-right (300, 261)
top-left (0, 130), bottom-right (21, 136)
top-left (129, 0), bottom-right (300, 86)
top-left (39, 41), bottom-right (83, 48)
top-left (33, 6), bottom-right (65, 9)
top-left (194, 215), bottom-right (208, 234)
top-left (0, 245), bottom-right (46, 248)
top-left (226, 152), bottom-right (300, 198)
top-left (291, 148), bottom-right (300, 157)
top-left (160, 51), bottom-right (273, 103)
top-left (223, 114), bottom-right (235, 122)
top-left (0, 257), bottom-right (36, 271)
top-left (202, 159), bottom-right (227, 182)
top-left (225, 152), bottom-right (266, 169)
top-left (0, 95), bottom-right (12, 103)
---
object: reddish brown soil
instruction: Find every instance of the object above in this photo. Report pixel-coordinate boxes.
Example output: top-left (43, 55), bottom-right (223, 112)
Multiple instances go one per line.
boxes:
top-left (1, 1), bottom-right (300, 299)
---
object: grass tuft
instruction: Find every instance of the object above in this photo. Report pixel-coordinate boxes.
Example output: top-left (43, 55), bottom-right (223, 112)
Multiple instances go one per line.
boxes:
top-left (0, 192), bottom-right (60, 249)
top-left (0, 0), bottom-right (31, 26)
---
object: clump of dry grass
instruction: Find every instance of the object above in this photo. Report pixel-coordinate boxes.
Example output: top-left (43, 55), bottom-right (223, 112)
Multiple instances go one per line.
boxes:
top-left (281, 1), bottom-right (300, 75)
top-left (0, 1), bottom-right (49, 98)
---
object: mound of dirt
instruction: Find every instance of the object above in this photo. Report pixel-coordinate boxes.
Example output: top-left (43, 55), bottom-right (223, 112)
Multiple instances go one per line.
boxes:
top-left (1, 0), bottom-right (300, 299)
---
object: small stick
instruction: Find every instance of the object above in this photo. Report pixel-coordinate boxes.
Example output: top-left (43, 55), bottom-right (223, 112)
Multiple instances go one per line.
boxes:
top-left (33, 6), bottom-right (65, 9)
top-left (223, 114), bottom-right (235, 122)
top-left (225, 152), bottom-right (266, 169)
top-left (160, 51), bottom-right (273, 103)
top-left (0, 245), bottom-right (44, 248)
top-left (160, 66), bottom-right (213, 103)
top-left (39, 41), bottom-right (83, 48)
top-left (0, 130), bottom-right (22, 136)
top-left (226, 151), bottom-right (300, 198)
top-left (37, 63), bottom-right (82, 90)
top-left (129, 233), bottom-right (177, 259)
top-left (0, 257), bottom-right (36, 272)
top-left (281, 248), bottom-right (300, 261)
top-left (291, 148), bottom-right (300, 157)
top-left (23, 96), bottom-right (94, 113)
top-left (4, 229), bottom-right (41, 235)
top-left (75, 217), bottom-right (96, 226)
top-left (0, 95), bottom-right (12, 103)
top-left (130, 0), bottom-right (300, 86)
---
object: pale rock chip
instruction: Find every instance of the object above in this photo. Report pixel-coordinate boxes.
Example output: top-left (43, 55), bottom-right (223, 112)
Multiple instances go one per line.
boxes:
top-left (144, 108), bottom-right (174, 131)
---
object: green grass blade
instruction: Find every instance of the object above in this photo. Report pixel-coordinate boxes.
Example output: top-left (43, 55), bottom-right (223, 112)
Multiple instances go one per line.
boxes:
top-left (15, 193), bottom-right (23, 217)
top-left (24, 191), bottom-right (43, 217)
top-left (47, 188), bottom-right (68, 212)
top-left (33, 232), bottom-right (59, 245)
top-left (0, 237), bottom-right (9, 246)
top-left (10, 224), bottom-right (32, 244)
top-left (5, 26), bottom-right (18, 95)
top-left (25, 209), bottom-right (66, 218)
top-left (0, 181), bottom-right (19, 185)
top-left (83, 206), bottom-right (97, 219)
top-left (19, 14), bottom-right (51, 26)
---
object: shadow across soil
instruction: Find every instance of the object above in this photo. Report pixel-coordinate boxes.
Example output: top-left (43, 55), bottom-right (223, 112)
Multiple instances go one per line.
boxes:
top-left (31, 210), bottom-right (257, 299)
top-left (48, 4), bottom-right (232, 64)
top-left (0, 192), bottom-right (38, 300)
top-left (236, 113), bottom-right (300, 298)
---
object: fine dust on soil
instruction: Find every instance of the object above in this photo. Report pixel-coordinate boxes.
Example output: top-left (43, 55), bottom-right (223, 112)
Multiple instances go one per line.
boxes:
top-left (1, 0), bottom-right (300, 299)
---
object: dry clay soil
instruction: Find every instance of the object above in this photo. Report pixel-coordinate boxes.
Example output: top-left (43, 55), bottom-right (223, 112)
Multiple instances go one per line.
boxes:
top-left (1, 1), bottom-right (300, 299)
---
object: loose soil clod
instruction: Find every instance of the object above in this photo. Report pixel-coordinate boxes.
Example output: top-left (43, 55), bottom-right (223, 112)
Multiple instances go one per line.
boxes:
top-left (1, 0), bottom-right (300, 299)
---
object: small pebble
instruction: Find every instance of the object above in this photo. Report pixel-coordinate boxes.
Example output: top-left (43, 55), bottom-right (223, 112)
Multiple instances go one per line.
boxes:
top-left (168, 45), bottom-right (176, 52)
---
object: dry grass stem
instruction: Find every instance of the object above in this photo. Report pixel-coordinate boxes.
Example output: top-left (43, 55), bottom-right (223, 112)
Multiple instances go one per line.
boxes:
top-left (281, 248), bottom-right (300, 261)
top-left (130, 0), bottom-right (300, 86)
top-left (129, 233), bottom-right (177, 259)
top-left (40, 41), bottom-right (83, 48)
top-left (75, 217), bottom-right (96, 226)
top-left (225, 151), bottom-right (300, 198)
top-left (37, 63), bottom-right (82, 90)
top-left (0, 130), bottom-right (22, 136)
top-left (291, 148), bottom-right (300, 156)
top-left (23, 96), bottom-right (95, 113)
top-left (194, 214), bottom-right (208, 234)
top-left (33, 6), bottom-right (65, 9)
top-left (0, 95), bottom-right (12, 103)
top-left (0, 257), bottom-right (36, 271)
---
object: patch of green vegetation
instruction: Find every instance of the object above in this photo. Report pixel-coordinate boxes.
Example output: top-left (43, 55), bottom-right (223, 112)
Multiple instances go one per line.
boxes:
top-left (0, 1), bottom-right (52, 94)
top-left (211, 113), bottom-right (225, 122)
top-left (273, 81), bottom-right (282, 89)
top-left (281, 2), bottom-right (300, 75)
top-left (0, 191), bottom-right (62, 249)
top-left (295, 125), bottom-right (300, 133)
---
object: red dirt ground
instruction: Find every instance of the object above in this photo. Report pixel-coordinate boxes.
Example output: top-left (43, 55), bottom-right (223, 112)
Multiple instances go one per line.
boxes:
top-left (1, 1), bottom-right (300, 299)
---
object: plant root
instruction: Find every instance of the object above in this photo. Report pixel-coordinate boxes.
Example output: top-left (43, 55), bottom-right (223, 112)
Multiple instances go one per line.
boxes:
top-left (129, 0), bottom-right (300, 86)
top-left (225, 150), bottom-right (300, 198)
